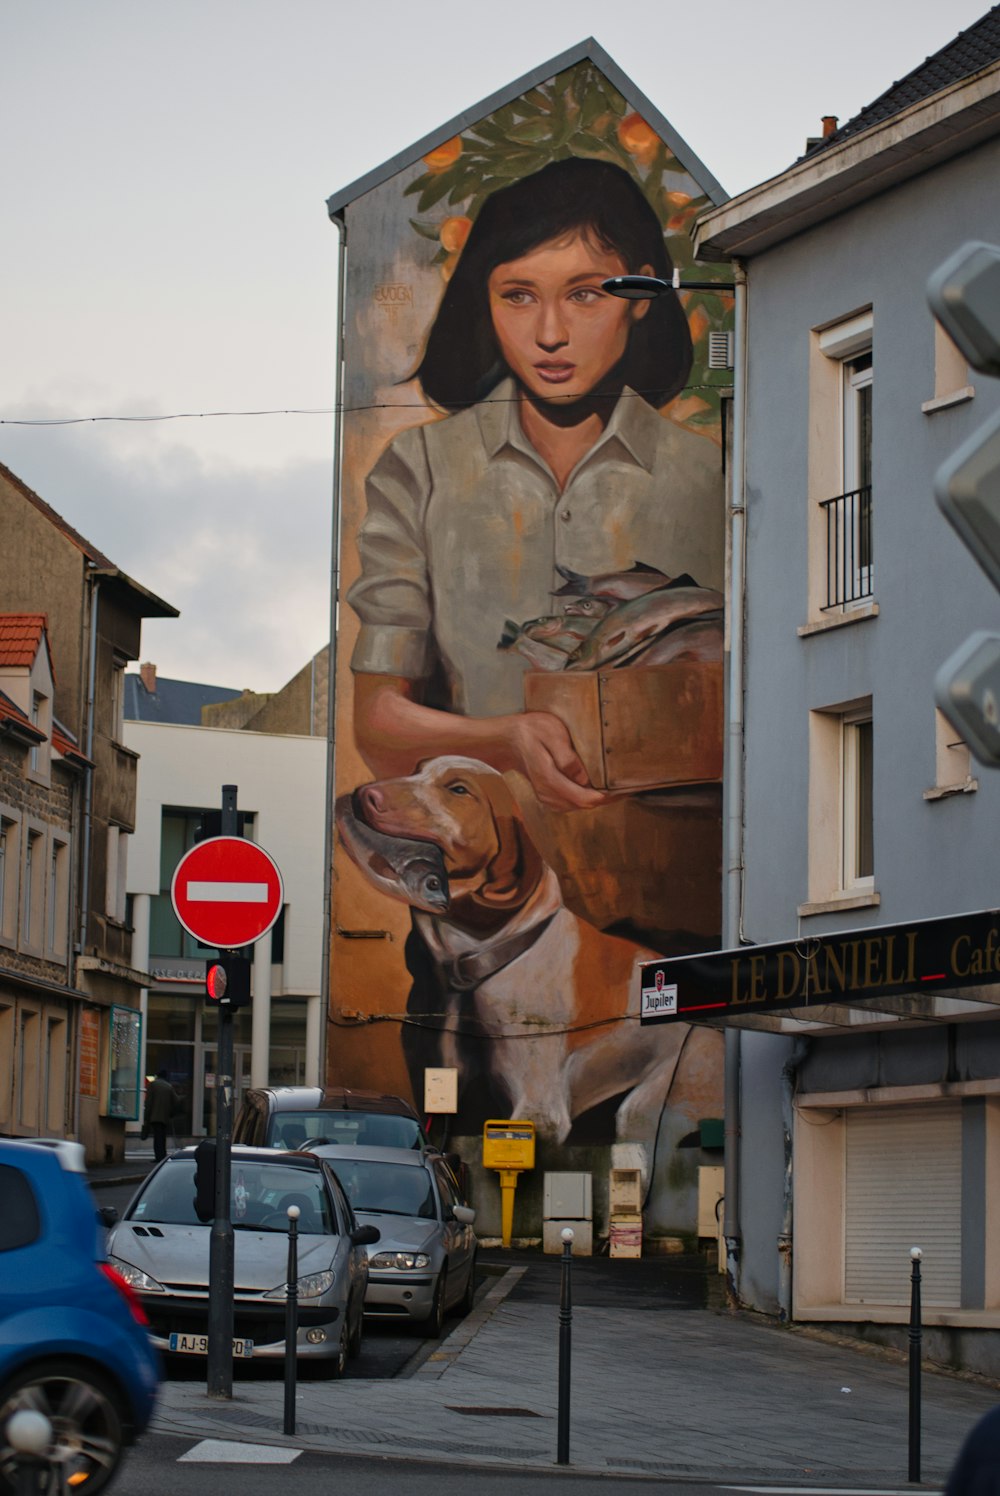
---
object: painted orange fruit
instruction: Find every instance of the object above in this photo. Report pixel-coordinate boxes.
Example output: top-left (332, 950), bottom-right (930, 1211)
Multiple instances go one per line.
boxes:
top-left (439, 216), bottom-right (472, 253)
top-left (423, 136), bottom-right (462, 173)
top-left (618, 113), bottom-right (660, 166)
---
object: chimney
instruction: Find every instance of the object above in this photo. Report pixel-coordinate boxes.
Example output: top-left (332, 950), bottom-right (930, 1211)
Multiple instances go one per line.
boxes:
top-left (139, 661), bottom-right (157, 694)
top-left (822, 115), bottom-right (839, 139)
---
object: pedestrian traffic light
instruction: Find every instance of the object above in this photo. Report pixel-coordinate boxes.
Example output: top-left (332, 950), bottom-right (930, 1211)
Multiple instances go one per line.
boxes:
top-left (193, 1138), bottom-right (216, 1223)
top-left (204, 953), bottom-right (252, 1009)
top-left (927, 240), bottom-right (1000, 767)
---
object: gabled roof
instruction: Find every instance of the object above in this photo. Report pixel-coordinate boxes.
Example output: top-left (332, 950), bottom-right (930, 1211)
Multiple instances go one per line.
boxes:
top-left (808, 5), bottom-right (1000, 156)
top-left (0, 614), bottom-right (50, 672)
top-left (51, 719), bottom-right (94, 769)
top-left (695, 19), bottom-right (1000, 261)
top-left (0, 688), bottom-right (45, 745)
top-left (0, 460), bottom-right (179, 620)
top-left (124, 672), bottom-right (244, 726)
top-left (326, 38), bottom-right (727, 216)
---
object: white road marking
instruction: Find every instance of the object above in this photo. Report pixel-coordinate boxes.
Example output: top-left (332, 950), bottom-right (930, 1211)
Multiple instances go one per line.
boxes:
top-left (186, 880), bottom-right (268, 903)
top-left (722, 1488), bottom-right (943, 1495)
top-left (179, 1440), bottom-right (301, 1463)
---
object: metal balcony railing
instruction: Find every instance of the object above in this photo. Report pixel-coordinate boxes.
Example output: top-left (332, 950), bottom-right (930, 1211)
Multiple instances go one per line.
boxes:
top-left (820, 485), bottom-right (873, 609)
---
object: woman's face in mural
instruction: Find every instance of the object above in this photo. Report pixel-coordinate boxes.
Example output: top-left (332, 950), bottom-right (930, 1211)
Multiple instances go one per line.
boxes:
top-left (487, 229), bottom-right (652, 405)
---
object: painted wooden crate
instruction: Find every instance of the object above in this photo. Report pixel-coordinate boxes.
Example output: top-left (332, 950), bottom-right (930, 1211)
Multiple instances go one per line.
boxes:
top-left (524, 660), bottom-right (723, 792)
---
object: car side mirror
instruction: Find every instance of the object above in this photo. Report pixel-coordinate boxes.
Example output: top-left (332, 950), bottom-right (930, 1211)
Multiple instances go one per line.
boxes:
top-left (98, 1205), bottom-right (119, 1228)
top-left (451, 1204), bottom-right (476, 1225)
top-left (351, 1224), bottom-right (380, 1246)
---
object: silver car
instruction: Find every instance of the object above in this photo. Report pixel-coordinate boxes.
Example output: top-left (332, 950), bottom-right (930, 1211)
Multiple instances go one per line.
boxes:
top-left (310, 1144), bottom-right (477, 1336)
top-left (106, 1146), bottom-right (378, 1376)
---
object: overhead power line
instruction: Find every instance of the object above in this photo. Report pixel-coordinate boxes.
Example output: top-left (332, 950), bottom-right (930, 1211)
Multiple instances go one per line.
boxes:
top-left (0, 383), bottom-right (732, 429)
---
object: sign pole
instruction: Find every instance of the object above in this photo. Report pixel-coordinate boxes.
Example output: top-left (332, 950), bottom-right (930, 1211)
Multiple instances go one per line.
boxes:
top-left (207, 785), bottom-right (238, 1398)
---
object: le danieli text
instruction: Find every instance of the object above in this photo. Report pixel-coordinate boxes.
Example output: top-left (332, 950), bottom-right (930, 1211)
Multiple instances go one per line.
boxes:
top-left (639, 910), bottom-right (1000, 1022)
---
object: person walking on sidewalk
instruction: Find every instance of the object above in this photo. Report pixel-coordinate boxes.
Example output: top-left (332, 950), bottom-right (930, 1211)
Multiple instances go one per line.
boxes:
top-left (142, 1070), bottom-right (180, 1162)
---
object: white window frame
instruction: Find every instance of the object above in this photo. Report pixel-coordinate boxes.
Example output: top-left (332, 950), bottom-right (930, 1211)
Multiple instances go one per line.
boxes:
top-left (27, 689), bottom-right (52, 782)
top-left (801, 698), bottom-right (878, 916)
top-left (841, 710), bottom-right (874, 894)
top-left (46, 834), bottom-right (71, 962)
top-left (21, 822), bottom-right (46, 956)
top-left (806, 311), bottom-right (875, 625)
top-left (106, 825), bottom-right (129, 924)
top-left (0, 808), bottom-right (20, 949)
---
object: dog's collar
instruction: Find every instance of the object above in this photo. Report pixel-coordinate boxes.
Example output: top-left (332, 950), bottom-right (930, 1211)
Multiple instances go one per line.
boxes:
top-left (440, 912), bottom-right (558, 992)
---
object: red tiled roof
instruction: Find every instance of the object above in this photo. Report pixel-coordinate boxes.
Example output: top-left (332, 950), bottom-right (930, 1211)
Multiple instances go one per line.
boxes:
top-left (0, 614), bottom-right (49, 670)
top-left (52, 721), bottom-right (93, 768)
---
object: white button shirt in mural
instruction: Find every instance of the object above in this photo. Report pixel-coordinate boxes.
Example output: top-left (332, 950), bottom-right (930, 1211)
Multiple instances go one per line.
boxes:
top-left (348, 378), bottom-right (724, 718)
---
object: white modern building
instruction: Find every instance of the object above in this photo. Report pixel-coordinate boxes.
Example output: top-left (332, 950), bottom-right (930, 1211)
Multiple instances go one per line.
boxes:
top-left (125, 714), bottom-right (326, 1137)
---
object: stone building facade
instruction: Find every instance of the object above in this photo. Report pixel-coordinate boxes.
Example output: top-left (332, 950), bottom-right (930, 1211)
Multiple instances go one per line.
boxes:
top-left (1, 462), bottom-right (176, 1162)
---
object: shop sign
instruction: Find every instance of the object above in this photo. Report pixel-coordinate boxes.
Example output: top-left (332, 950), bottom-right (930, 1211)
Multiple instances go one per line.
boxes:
top-left (640, 908), bottom-right (1000, 1023)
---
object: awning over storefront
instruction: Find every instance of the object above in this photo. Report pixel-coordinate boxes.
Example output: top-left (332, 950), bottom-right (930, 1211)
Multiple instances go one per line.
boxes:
top-left (639, 908), bottom-right (1000, 1033)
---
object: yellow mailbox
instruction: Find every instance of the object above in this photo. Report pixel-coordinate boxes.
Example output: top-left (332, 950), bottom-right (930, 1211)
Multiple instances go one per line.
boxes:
top-left (483, 1120), bottom-right (535, 1247)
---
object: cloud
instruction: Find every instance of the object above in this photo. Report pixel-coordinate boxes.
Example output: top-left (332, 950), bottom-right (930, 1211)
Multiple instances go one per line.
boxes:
top-left (0, 419), bottom-right (332, 694)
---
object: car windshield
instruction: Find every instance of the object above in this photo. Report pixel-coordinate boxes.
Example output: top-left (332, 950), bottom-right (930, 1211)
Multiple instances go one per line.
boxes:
top-left (331, 1160), bottom-right (436, 1219)
top-left (129, 1158), bottom-right (334, 1233)
top-left (269, 1112), bottom-right (422, 1150)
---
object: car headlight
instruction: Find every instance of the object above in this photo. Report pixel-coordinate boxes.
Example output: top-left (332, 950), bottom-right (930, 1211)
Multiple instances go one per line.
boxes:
top-left (108, 1255), bottom-right (166, 1293)
top-left (263, 1270), bottom-right (336, 1300)
top-left (369, 1251), bottom-right (431, 1270)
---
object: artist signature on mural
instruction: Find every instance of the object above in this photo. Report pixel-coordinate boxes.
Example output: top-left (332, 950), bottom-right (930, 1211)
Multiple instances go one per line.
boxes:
top-left (374, 282), bottom-right (413, 323)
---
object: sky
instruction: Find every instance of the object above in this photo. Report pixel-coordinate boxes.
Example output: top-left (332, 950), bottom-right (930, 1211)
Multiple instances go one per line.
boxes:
top-left (3, 0), bottom-right (992, 694)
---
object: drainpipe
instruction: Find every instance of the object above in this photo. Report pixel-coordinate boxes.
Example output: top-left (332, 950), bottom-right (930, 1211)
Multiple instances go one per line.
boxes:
top-left (320, 211), bottom-right (348, 1091)
top-left (723, 261), bottom-right (748, 1304)
top-left (778, 1038), bottom-right (809, 1320)
top-left (77, 575), bottom-right (101, 957)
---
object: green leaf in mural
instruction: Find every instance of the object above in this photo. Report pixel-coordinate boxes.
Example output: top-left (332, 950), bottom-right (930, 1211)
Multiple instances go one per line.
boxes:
top-left (505, 117), bottom-right (554, 145)
top-left (409, 218), bottom-right (443, 241)
top-left (605, 83), bottom-right (628, 115)
top-left (468, 119), bottom-right (513, 146)
top-left (446, 167), bottom-right (482, 205)
top-left (490, 151), bottom-right (548, 178)
top-left (492, 104), bottom-right (519, 130)
top-left (580, 89), bottom-right (609, 130)
top-left (416, 169), bottom-right (464, 213)
top-left (527, 86), bottom-right (554, 109)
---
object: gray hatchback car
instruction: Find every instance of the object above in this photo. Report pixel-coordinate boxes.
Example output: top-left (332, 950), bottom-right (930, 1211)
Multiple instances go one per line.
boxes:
top-left (107, 1147), bottom-right (378, 1376)
top-left (310, 1145), bottom-right (477, 1336)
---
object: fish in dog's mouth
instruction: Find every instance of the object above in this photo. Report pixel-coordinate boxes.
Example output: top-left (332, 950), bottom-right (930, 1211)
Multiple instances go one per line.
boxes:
top-left (335, 793), bottom-right (450, 914)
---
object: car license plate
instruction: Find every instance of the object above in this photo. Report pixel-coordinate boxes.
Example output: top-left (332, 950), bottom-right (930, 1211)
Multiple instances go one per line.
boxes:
top-left (168, 1332), bottom-right (254, 1358)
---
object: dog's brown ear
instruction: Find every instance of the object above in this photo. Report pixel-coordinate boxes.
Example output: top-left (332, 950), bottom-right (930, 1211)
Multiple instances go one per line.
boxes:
top-left (475, 801), bottom-right (544, 910)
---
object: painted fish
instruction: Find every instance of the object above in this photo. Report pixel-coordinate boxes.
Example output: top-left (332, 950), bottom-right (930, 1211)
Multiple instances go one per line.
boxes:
top-left (335, 793), bottom-right (450, 913)
top-left (497, 616), bottom-right (595, 670)
top-left (560, 595), bottom-right (613, 620)
top-left (553, 560), bottom-right (678, 603)
top-left (617, 611), bottom-right (724, 668)
top-left (564, 586), bottom-right (724, 671)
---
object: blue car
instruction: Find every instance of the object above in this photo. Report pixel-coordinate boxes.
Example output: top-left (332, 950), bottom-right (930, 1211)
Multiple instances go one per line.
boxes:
top-left (0, 1138), bottom-right (161, 1495)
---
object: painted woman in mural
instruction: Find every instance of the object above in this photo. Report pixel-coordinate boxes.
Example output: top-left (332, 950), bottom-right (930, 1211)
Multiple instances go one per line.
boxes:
top-left (348, 157), bottom-right (723, 821)
top-left (338, 151), bottom-right (724, 1146)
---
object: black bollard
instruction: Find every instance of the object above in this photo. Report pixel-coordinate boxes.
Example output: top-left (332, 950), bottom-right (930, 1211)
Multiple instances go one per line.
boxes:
top-left (284, 1207), bottom-right (300, 1436)
top-left (557, 1226), bottom-right (574, 1466)
top-left (908, 1246), bottom-right (922, 1484)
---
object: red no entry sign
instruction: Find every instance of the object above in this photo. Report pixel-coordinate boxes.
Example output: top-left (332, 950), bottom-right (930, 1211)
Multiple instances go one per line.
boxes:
top-left (170, 836), bottom-right (284, 949)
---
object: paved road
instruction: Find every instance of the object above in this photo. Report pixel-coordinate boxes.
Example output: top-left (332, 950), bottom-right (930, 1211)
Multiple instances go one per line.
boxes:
top-left (92, 1164), bottom-right (994, 1485)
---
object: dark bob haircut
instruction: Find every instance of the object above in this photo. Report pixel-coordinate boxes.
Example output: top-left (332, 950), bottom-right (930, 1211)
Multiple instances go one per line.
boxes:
top-left (414, 156), bottom-right (692, 412)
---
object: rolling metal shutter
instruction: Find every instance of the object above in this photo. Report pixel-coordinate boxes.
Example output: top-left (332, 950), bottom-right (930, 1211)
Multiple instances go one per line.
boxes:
top-left (844, 1103), bottom-right (961, 1307)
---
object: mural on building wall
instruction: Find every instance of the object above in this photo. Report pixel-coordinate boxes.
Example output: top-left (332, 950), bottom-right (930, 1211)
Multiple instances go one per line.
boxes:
top-left (331, 56), bottom-right (730, 1189)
